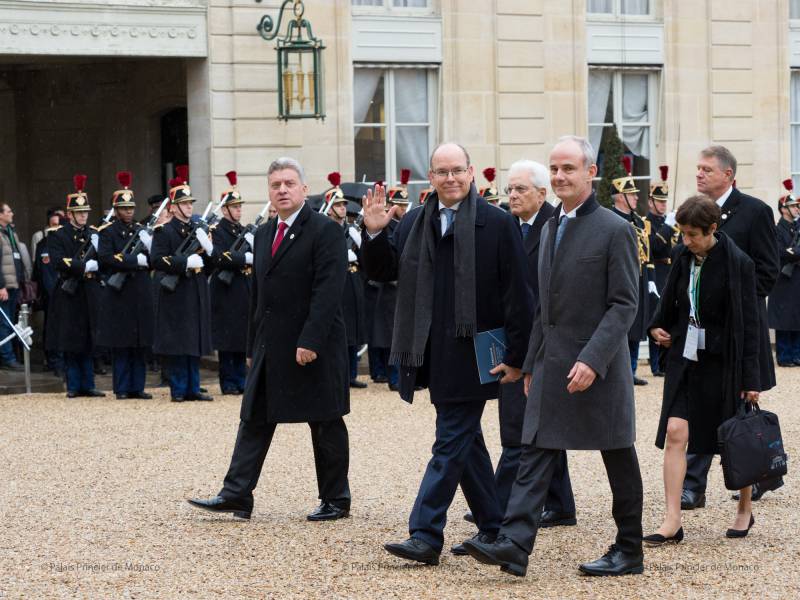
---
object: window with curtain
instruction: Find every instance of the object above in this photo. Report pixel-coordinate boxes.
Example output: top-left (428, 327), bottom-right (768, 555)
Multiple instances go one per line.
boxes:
top-left (353, 67), bottom-right (436, 202)
top-left (588, 68), bottom-right (657, 209)
top-left (791, 71), bottom-right (800, 190)
top-left (792, 0), bottom-right (800, 19)
top-left (351, 0), bottom-right (430, 9)
top-left (588, 0), bottom-right (650, 16)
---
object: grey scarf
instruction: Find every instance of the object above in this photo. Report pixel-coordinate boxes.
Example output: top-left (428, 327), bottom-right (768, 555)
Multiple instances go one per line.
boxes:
top-left (389, 185), bottom-right (478, 367)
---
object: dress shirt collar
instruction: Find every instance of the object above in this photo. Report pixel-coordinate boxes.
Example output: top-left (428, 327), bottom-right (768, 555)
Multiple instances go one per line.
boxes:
top-left (278, 203), bottom-right (304, 229)
top-left (715, 186), bottom-right (734, 208)
top-left (559, 204), bottom-right (580, 219)
top-left (438, 199), bottom-right (462, 212)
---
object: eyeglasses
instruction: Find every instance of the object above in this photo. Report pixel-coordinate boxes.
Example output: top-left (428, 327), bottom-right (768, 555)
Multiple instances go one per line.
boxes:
top-left (504, 185), bottom-right (533, 195)
top-left (432, 167), bottom-right (469, 179)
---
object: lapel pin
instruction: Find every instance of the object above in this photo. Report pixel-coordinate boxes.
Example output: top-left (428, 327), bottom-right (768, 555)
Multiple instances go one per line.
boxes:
top-left (289, 233), bottom-right (295, 240)
top-left (721, 213), bottom-right (728, 220)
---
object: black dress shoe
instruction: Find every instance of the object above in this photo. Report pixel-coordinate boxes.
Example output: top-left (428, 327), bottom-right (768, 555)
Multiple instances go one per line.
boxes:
top-left (388, 383), bottom-right (399, 391)
top-left (384, 538), bottom-right (440, 566)
top-left (116, 393), bottom-right (129, 400)
top-left (733, 478), bottom-right (784, 501)
top-left (221, 388), bottom-right (240, 395)
top-left (463, 534), bottom-right (529, 577)
top-left (777, 361), bottom-right (797, 367)
top-left (130, 391), bottom-right (153, 399)
top-left (67, 391), bottom-right (79, 398)
top-left (192, 392), bottom-right (214, 401)
top-left (83, 389), bottom-right (106, 398)
top-left (373, 376), bottom-right (389, 383)
top-left (653, 371), bottom-right (665, 377)
top-left (349, 379), bottom-right (368, 389)
top-left (681, 489), bottom-right (706, 510)
top-left (451, 531), bottom-right (496, 556)
top-left (307, 502), bottom-right (350, 521)
top-left (540, 509), bottom-right (577, 528)
top-left (578, 544), bottom-right (644, 576)
top-left (171, 396), bottom-right (186, 402)
top-left (633, 376), bottom-right (648, 386)
top-left (463, 511), bottom-right (475, 524)
top-left (725, 514), bottom-right (755, 538)
top-left (187, 495), bottom-right (252, 520)
top-left (643, 527), bottom-right (684, 546)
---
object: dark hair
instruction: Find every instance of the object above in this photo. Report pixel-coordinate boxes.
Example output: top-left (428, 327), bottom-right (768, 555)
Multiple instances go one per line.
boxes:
top-left (46, 206), bottom-right (62, 219)
top-left (676, 194), bottom-right (720, 234)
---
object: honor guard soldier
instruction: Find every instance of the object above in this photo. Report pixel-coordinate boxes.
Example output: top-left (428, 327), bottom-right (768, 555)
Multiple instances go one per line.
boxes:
top-left (479, 167), bottom-right (501, 206)
top-left (325, 172), bottom-right (367, 388)
top-left (96, 171), bottom-right (155, 399)
top-left (418, 187), bottom-right (434, 205)
top-left (768, 180), bottom-right (800, 366)
top-left (611, 156), bottom-right (656, 386)
top-left (151, 166), bottom-right (214, 402)
top-left (646, 165), bottom-right (675, 376)
top-left (46, 174), bottom-right (106, 398)
top-left (209, 170), bottom-right (252, 394)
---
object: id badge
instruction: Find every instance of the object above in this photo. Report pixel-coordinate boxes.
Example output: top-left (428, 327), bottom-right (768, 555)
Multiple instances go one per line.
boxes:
top-left (13, 252), bottom-right (20, 260)
top-left (697, 328), bottom-right (706, 350)
top-left (683, 324), bottom-right (699, 361)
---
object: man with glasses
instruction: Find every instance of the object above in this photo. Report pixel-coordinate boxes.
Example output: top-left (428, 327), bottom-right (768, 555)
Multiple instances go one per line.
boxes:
top-left (361, 142), bottom-right (533, 566)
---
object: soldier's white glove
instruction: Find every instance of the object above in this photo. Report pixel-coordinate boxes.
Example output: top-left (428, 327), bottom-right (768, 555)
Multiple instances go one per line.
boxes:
top-left (84, 259), bottom-right (98, 273)
top-left (245, 252), bottom-right (253, 265)
top-left (348, 249), bottom-right (358, 263)
top-left (648, 280), bottom-right (660, 297)
top-left (136, 253), bottom-right (149, 268)
top-left (244, 232), bottom-right (255, 250)
top-left (195, 229), bottom-right (214, 255)
top-left (138, 230), bottom-right (152, 252)
top-left (90, 234), bottom-right (99, 251)
top-left (665, 211), bottom-right (677, 228)
top-left (348, 227), bottom-right (362, 248)
top-left (186, 254), bottom-right (204, 270)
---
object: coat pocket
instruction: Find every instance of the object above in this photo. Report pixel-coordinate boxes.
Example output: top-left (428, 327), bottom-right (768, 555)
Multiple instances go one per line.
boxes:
top-left (576, 254), bottom-right (604, 263)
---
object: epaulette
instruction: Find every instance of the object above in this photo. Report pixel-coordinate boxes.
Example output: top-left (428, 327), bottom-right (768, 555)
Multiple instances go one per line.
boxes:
top-left (153, 224), bottom-right (165, 231)
top-left (47, 225), bottom-right (63, 232)
top-left (209, 223), bottom-right (218, 230)
top-left (92, 222), bottom-right (113, 232)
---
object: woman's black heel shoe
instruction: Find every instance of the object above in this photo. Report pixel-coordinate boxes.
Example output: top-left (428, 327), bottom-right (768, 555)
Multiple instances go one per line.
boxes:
top-left (643, 527), bottom-right (684, 546)
top-left (725, 514), bottom-right (755, 538)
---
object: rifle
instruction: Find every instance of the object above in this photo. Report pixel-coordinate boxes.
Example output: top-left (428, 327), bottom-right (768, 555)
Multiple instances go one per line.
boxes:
top-left (106, 197), bottom-right (170, 292)
top-left (159, 200), bottom-right (219, 293)
top-left (60, 207), bottom-right (115, 296)
top-left (781, 222), bottom-right (800, 277)
top-left (216, 202), bottom-right (270, 286)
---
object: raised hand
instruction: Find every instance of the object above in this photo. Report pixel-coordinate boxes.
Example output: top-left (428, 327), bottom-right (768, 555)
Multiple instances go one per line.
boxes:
top-left (361, 184), bottom-right (397, 235)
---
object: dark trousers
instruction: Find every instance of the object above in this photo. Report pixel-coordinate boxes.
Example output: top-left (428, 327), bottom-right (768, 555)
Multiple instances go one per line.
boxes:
top-left (491, 447), bottom-right (574, 515)
top-left (167, 355), bottom-right (200, 398)
top-left (628, 339), bottom-right (640, 374)
top-left (775, 330), bottom-right (800, 364)
top-left (219, 351), bottom-right (246, 392)
top-left (112, 348), bottom-right (146, 395)
top-left (368, 347), bottom-right (398, 385)
top-left (409, 400), bottom-right (502, 552)
top-left (502, 445), bottom-right (643, 556)
top-left (221, 417), bottom-right (351, 509)
top-left (64, 352), bottom-right (95, 393)
top-left (683, 453), bottom-right (714, 495)
top-left (348, 346), bottom-right (360, 381)
top-left (648, 337), bottom-right (662, 374)
top-left (0, 288), bottom-right (19, 364)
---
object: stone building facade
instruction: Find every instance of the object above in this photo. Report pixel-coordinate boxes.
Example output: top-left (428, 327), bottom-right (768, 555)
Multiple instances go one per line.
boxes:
top-left (0, 0), bottom-right (796, 234)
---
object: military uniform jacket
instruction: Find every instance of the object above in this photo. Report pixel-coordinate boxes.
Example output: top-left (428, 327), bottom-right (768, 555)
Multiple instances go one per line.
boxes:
top-left (612, 207), bottom-right (653, 342)
top-left (341, 222), bottom-right (366, 347)
top-left (243, 204), bottom-right (349, 424)
top-left (45, 222), bottom-right (101, 353)
top-left (96, 219), bottom-right (155, 349)
top-left (209, 217), bottom-right (252, 353)
top-left (151, 217), bottom-right (213, 357)
top-left (370, 219), bottom-right (400, 349)
top-left (768, 218), bottom-right (800, 331)
top-left (647, 212), bottom-right (674, 291)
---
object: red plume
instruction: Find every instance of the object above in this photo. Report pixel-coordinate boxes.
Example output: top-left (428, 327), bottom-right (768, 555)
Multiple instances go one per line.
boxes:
top-left (327, 171), bottom-right (341, 187)
top-left (659, 165), bottom-right (668, 181)
top-left (483, 167), bottom-right (496, 183)
top-left (73, 174), bottom-right (87, 192)
top-left (400, 168), bottom-right (411, 186)
top-left (783, 178), bottom-right (794, 192)
top-left (225, 170), bottom-right (237, 186)
top-left (116, 171), bottom-right (132, 189)
top-left (621, 156), bottom-right (632, 175)
top-left (175, 164), bottom-right (189, 184)
top-left (168, 177), bottom-right (180, 188)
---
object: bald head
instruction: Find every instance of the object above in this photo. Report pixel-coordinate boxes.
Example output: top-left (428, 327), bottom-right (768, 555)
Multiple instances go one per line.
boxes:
top-left (428, 142), bottom-right (475, 207)
top-left (429, 142), bottom-right (471, 169)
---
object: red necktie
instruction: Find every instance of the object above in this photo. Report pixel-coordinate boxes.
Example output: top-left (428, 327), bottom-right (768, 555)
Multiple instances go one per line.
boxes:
top-left (271, 221), bottom-right (288, 257)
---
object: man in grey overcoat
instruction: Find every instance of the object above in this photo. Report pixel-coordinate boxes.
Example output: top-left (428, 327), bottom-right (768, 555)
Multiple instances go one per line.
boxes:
top-left (464, 136), bottom-right (644, 577)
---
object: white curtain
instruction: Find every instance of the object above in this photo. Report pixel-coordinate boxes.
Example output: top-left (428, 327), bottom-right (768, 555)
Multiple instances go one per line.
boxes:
top-left (353, 69), bottom-right (384, 136)
top-left (587, 0), bottom-right (612, 13)
top-left (352, 0), bottom-right (383, 6)
top-left (588, 71), bottom-right (612, 152)
top-left (394, 70), bottom-right (429, 181)
top-left (793, 0), bottom-right (800, 19)
top-left (621, 0), bottom-right (649, 14)
top-left (621, 74), bottom-right (649, 158)
top-left (393, 0), bottom-right (428, 6)
top-left (791, 73), bottom-right (800, 182)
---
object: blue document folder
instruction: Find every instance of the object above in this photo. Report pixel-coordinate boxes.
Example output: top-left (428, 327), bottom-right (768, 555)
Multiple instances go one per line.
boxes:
top-left (473, 327), bottom-right (508, 384)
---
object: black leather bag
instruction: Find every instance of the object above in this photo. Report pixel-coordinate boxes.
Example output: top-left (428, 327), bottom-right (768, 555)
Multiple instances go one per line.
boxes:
top-left (718, 403), bottom-right (788, 490)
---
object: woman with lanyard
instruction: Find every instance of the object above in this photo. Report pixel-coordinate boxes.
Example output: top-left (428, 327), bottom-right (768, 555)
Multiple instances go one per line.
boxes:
top-left (646, 194), bottom-right (761, 546)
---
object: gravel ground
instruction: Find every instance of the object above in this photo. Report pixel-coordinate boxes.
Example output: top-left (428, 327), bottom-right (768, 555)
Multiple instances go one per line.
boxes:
top-left (0, 367), bottom-right (796, 599)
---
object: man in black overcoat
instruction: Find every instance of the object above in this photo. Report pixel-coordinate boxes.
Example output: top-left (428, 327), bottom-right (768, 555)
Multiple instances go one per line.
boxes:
top-left (682, 145), bottom-right (781, 508)
top-left (96, 171), bottom-right (154, 399)
top-left (151, 171), bottom-right (214, 402)
top-left (361, 143), bottom-right (533, 566)
top-left (46, 174), bottom-right (106, 398)
top-left (769, 184), bottom-right (800, 366)
top-left (188, 157), bottom-right (351, 522)
top-left (209, 171), bottom-right (252, 395)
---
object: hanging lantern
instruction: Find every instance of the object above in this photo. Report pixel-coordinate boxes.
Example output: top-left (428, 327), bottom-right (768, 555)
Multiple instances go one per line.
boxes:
top-left (256, 0), bottom-right (325, 120)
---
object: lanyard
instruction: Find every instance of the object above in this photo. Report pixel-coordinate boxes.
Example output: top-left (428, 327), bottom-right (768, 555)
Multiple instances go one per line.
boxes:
top-left (688, 259), bottom-right (704, 326)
